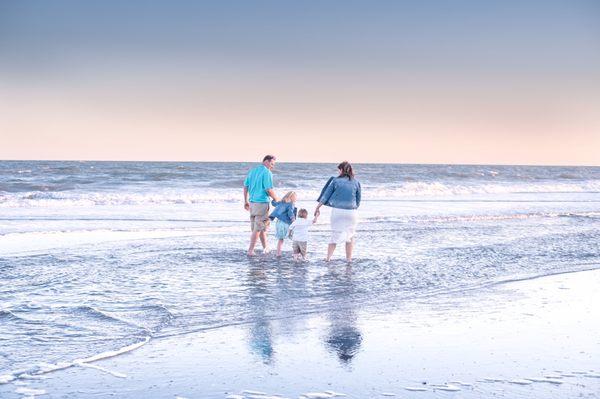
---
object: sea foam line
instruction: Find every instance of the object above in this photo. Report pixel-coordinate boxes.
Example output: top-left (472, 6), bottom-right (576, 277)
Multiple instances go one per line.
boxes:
top-left (0, 337), bottom-right (150, 385)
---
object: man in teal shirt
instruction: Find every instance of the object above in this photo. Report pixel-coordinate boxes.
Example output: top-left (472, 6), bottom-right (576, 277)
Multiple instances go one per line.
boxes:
top-left (243, 155), bottom-right (279, 256)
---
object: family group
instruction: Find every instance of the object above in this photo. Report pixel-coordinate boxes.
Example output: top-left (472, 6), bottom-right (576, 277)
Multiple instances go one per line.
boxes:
top-left (243, 155), bottom-right (362, 262)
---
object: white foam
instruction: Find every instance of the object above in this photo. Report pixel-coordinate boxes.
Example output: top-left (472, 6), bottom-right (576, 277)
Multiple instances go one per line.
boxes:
top-left (560, 373), bottom-right (576, 377)
top-left (0, 374), bottom-right (15, 384)
top-left (2, 179), bottom-right (600, 209)
top-left (448, 381), bottom-right (473, 387)
top-left (403, 386), bottom-right (428, 391)
top-left (509, 379), bottom-right (533, 385)
top-left (0, 337), bottom-right (149, 386)
top-left (303, 393), bottom-right (336, 399)
top-left (482, 377), bottom-right (505, 382)
top-left (0, 229), bottom-right (206, 256)
top-left (435, 384), bottom-right (461, 392)
top-left (74, 361), bottom-right (127, 378)
top-left (76, 336), bottom-right (149, 364)
top-left (543, 374), bottom-right (563, 379)
top-left (526, 377), bottom-right (563, 384)
top-left (14, 387), bottom-right (46, 396)
top-left (242, 390), bottom-right (267, 395)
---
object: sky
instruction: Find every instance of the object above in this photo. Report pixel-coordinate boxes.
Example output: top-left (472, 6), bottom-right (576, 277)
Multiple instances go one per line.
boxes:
top-left (1, 0), bottom-right (599, 165)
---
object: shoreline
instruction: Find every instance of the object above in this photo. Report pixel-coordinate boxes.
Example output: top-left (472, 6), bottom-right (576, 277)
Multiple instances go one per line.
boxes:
top-left (2, 266), bottom-right (599, 398)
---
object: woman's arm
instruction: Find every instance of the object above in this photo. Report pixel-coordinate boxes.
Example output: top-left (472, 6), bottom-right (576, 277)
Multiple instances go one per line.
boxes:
top-left (319, 178), bottom-right (336, 206)
top-left (356, 181), bottom-right (361, 208)
top-left (313, 202), bottom-right (323, 222)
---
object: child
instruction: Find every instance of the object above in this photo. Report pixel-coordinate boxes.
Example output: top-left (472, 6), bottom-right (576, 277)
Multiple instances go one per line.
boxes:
top-left (288, 208), bottom-right (314, 261)
top-left (269, 191), bottom-right (297, 257)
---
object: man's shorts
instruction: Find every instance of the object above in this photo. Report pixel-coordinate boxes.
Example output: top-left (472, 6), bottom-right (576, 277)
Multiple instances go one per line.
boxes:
top-left (249, 202), bottom-right (270, 232)
top-left (292, 241), bottom-right (307, 257)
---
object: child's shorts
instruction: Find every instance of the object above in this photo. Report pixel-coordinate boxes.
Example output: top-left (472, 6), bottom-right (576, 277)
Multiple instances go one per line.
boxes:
top-left (292, 241), bottom-right (307, 257)
top-left (275, 220), bottom-right (290, 240)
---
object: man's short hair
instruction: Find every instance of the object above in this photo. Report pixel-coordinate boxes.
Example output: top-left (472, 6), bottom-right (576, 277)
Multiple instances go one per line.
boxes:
top-left (263, 155), bottom-right (276, 162)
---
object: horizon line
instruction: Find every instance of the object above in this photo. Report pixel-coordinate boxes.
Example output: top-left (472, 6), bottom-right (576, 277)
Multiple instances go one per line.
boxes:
top-left (1, 158), bottom-right (598, 168)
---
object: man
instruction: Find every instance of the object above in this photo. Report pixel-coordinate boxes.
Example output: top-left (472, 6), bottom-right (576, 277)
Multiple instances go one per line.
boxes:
top-left (243, 155), bottom-right (279, 256)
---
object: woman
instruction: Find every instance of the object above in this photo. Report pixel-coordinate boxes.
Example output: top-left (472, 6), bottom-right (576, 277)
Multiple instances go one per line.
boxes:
top-left (314, 161), bottom-right (361, 262)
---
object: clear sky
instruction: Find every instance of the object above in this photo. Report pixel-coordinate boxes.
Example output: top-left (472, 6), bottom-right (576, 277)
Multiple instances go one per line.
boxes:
top-left (1, 0), bottom-right (599, 165)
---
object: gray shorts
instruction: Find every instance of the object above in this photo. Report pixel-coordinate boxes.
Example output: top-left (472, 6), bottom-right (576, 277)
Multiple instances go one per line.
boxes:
top-left (249, 202), bottom-right (270, 232)
top-left (292, 241), bottom-right (307, 257)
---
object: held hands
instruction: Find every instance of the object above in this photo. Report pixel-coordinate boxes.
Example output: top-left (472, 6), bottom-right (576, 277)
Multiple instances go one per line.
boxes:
top-left (313, 208), bottom-right (320, 223)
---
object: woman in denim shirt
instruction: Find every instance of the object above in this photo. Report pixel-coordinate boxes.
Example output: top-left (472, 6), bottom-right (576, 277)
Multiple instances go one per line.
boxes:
top-left (314, 161), bottom-right (361, 262)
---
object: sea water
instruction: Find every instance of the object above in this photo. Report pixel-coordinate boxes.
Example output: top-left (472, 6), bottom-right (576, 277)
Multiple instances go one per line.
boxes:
top-left (1, 161), bottom-right (599, 384)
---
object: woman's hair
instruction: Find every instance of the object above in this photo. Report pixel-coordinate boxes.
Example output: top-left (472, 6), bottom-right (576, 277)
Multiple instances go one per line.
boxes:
top-left (281, 191), bottom-right (297, 203)
top-left (337, 161), bottom-right (354, 179)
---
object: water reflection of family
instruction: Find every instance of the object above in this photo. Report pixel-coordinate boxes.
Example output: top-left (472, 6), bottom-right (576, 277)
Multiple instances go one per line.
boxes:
top-left (245, 262), bottom-right (362, 365)
top-left (243, 155), bottom-right (361, 262)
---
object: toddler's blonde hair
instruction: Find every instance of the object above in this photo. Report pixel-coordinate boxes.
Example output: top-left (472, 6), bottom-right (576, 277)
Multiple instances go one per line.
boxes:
top-left (281, 191), bottom-right (297, 203)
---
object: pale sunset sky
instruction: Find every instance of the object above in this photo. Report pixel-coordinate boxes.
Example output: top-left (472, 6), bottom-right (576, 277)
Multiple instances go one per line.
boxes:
top-left (1, 1), bottom-right (599, 165)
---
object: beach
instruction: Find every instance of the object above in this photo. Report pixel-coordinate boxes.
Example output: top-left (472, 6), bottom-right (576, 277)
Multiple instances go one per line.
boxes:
top-left (2, 267), bottom-right (599, 398)
top-left (1, 161), bottom-right (599, 398)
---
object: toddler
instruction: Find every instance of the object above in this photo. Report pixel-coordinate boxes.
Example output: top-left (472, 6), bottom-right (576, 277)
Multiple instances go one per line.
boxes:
top-left (269, 191), bottom-right (297, 257)
top-left (288, 208), bottom-right (314, 261)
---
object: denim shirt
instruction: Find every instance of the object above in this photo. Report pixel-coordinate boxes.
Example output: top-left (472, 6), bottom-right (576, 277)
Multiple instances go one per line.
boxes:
top-left (269, 201), bottom-right (297, 225)
top-left (318, 176), bottom-right (361, 210)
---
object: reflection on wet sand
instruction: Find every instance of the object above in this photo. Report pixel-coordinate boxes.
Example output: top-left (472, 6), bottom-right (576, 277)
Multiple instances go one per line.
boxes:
top-left (321, 265), bottom-right (362, 365)
top-left (246, 263), bottom-right (274, 363)
top-left (245, 260), bottom-right (362, 366)
top-left (245, 259), bottom-right (311, 363)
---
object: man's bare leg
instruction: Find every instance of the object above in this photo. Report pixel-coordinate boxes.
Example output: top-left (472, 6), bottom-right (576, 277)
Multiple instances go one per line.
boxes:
top-left (259, 231), bottom-right (269, 253)
top-left (248, 231), bottom-right (260, 256)
top-left (326, 243), bottom-right (336, 262)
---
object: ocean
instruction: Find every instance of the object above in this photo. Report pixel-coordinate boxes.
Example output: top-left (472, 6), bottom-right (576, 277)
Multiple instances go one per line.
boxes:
top-left (1, 161), bottom-right (599, 387)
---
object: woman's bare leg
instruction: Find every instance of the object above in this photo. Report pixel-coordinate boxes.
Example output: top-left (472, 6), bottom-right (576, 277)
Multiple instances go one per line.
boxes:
top-left (326, 243), bottom-right (336, 261)
top-left (345, 238), bottom-right (354, 262)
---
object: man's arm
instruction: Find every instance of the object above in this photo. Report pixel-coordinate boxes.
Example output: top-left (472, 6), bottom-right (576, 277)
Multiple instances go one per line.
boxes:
top-left (266, 188), bottom-right (278, 202)
top-left (243, 186), bottom-right (250, 210)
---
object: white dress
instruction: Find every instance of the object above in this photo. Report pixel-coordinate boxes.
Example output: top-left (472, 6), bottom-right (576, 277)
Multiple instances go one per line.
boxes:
top-left (329, 207), bottom-right (358, 244)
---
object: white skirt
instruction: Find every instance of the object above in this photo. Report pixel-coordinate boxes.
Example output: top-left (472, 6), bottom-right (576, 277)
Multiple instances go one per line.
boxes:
top-left (330, 207), bottom-right (358, 244)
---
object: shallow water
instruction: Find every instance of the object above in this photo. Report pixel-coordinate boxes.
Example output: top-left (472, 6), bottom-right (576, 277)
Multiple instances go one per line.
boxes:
top-left (1, 161), bottom-right (599, 385)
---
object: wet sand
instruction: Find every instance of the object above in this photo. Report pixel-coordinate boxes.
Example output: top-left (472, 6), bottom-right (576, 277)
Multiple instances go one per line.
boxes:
top-left (2, 267), bottom-right (600, 399)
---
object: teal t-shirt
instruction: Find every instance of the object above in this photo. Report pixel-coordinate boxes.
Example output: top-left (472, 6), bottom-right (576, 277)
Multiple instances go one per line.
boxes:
top-left (244, 165), bottom-right (273, 203)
